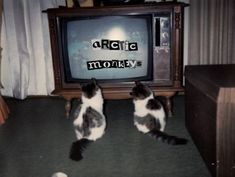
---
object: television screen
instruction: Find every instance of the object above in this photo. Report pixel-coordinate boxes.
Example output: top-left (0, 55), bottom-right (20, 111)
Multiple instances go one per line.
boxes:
top-left (61, 15), bottom-right (153, 83)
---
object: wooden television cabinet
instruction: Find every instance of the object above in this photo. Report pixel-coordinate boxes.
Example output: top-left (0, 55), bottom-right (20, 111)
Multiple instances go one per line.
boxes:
top-left (44, 2), bottom-right (188, 117)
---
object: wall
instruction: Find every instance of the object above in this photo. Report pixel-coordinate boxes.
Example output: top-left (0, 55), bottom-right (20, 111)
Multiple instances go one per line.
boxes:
top-left (182, 0), bottom-right (189, 85)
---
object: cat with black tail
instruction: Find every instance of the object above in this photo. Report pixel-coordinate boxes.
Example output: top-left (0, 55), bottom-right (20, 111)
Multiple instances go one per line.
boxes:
top-left (130, 81), bottom-right (187, 145)
top-left (70, 78), bottom-right (106, 161)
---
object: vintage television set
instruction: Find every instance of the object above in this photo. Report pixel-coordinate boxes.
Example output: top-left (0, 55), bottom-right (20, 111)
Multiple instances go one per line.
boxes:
top-left (44, 2), bottom-right (188, 116)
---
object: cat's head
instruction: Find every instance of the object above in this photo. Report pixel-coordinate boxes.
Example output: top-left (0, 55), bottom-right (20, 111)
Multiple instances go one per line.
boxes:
top-left (130, 81), bottom-right (152, 100)
top-left (81, 78), bottom-right (100, 99)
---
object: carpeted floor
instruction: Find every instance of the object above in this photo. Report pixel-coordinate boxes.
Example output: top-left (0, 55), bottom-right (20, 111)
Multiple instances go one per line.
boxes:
top-left (0, 96), bottom-right (212, 177)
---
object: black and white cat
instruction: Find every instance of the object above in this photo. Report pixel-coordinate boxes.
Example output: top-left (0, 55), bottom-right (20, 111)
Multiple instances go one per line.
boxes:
top-left (70, 79), bottom-right (106, 161)
top-left (130, 81), bottom-right (187, 145)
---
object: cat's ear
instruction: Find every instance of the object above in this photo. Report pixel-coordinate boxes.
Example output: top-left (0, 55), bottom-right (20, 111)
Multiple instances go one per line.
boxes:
top-left (135, 80), bottom-right (142, 86)
top-left (91, 78), bottom-right (97, 85)
top-left (80, 83), bottom-right (86, 92)
top-left (91, 78), bottom-right (99, 90)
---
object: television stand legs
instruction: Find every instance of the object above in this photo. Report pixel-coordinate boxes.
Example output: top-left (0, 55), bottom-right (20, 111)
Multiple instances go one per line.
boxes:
top-left (166, 96), bottom-right (173, 117)
top-left (61, 91), bottom-right (178, 118)
top-left (63, 98), bottom-right (173, 118)
top-left (154, 91), bottom-right (177, 118)
top-left (65, 98), bottom-right (71, 118)
top-left (63, 98), bottom-right (174, 118)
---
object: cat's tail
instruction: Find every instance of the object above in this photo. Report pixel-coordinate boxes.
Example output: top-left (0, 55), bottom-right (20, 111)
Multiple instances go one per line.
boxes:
top-left (148, 129), bottom-right (188, 145)
top-left (69, 139), bottom-right (92, 161)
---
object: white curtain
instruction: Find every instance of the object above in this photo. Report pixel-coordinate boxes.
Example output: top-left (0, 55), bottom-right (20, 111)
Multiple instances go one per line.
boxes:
top-left (188, 0), bottom-right (235, 65)
top-left (0, 0), bottom-right (65, 99)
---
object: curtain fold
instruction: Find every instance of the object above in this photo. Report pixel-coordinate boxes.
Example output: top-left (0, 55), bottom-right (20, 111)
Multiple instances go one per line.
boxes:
top-left (188, 0), bottom-right (235, 65)
top-left (0, 0), bottom-right (65, 99)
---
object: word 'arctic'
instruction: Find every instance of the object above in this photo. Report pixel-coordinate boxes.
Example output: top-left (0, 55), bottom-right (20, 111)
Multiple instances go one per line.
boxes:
top-left (92, 39), bottom-right (138, 51)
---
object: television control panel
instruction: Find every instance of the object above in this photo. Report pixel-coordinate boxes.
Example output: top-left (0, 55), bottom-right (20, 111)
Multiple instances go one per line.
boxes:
top-left (154, 16), bottom-right (170, 50)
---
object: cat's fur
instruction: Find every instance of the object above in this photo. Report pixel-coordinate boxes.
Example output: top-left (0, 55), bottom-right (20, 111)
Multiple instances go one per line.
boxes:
top-left (130, 81), bottom-right (187, 145)
top-left (70, 79), bottom-right (106, 161)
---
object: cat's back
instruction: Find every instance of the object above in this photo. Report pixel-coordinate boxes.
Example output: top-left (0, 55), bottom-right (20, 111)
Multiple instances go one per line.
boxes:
top-left (73, 103), bottom-right (87, 126)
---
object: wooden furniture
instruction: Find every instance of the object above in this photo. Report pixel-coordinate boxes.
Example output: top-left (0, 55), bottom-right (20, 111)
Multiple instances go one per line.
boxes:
top-left (45, 2), bottom-right (188, 117)
top-left (0, 95), bottom-right (9, 125)
top-left (0, 0), bottom-right (10, 125)
top-left (185, 64), bottom-right (235, 177)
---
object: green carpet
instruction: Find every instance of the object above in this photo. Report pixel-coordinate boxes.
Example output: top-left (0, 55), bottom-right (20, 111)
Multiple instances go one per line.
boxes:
top-left (0, 96), bottom-right (211, 177)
